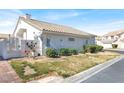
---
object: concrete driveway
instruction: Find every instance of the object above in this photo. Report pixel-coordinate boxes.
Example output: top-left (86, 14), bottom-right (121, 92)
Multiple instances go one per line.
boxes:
top-left (82, 49), bottom-right (124, 83)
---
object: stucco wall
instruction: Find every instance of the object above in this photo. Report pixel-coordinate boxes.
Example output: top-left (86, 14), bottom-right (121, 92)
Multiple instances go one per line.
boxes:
top-left (120, 43), bottom-right (124, 48)
top-left (96, 39), bottom-right (124, 49)
top-left (120, 33), bottom-right (124, 39)
top-left (96, 40), bottom-right (112, 49)
top-left (0, 39), bottom-right (25, 59)
top-left (42, 33), bottom-right (95, 54)
top-left (115, 41), bottom-right (124, 48)
top-left (14, 20), bottom-right (42, 40)
top-left (0, 41), bottom-right (6, 57)
top-left (3, 50), bottom-right (24, 59)
top-left (14, 20), bottom-right (43, 55)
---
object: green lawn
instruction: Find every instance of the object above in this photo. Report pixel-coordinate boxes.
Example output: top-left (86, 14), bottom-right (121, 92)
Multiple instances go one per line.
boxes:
top-left (10, 53), bottom-right (119, 82)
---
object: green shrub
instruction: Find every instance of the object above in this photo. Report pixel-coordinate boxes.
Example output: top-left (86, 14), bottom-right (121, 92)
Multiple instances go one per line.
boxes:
top-left (58, 48), bottom-right (78, 56)
top-left (46, 48), bottom-right (58, 58)
top-left (58, 48), bottom-right (71, 56)
top-left (46, 48), bottom-right (78, 57)
top-left (96, 45), bottom-right (103, 52)
top-left (112, 44), bottom-right (118, 48)
top-left (87, 45), bottom-right (97, 53)
top-left (80, 45), bottom-right (87, 54)
top-left (81, 44), bottom-right (103, 53)
top-left (69, 48), bottom-right (78, 55)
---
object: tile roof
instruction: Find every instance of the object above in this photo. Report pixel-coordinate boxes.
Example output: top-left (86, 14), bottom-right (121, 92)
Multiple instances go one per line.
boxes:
top-left (20, 17), bottom-right (95, 37)
top-left (104, 29), bottom-right (124, 36)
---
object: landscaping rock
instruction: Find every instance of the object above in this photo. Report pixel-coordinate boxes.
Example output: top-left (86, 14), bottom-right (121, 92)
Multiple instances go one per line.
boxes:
top-left (24, 66), bottom-right (36, 75)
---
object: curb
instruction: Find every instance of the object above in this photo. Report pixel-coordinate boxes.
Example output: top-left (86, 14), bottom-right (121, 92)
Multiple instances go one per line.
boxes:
top-left (104, 49), bottom-right (124, 53)
top-left (61, 55), bottom-right (124, 83)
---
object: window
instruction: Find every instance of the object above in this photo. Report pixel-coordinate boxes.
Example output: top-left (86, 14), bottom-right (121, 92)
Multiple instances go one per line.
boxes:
top-left (68, 38), bottom-right (75, 41)
top-left (46, 38), bottom-right (50, 47)
top-left (86, 40), bottom-right (88, 44)
top-left (111, 36), bottom-right (114, 39)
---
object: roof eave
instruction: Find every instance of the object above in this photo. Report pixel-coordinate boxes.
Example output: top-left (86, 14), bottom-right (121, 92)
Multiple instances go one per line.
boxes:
top-left (42, 29), bottom-right (94, 38)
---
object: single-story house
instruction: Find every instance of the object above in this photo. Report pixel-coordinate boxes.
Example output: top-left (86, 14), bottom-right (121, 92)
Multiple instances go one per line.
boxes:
top-left (96, 29), bottom-right (124, 49)
top-left (0, 14), bottom-right (96, 59)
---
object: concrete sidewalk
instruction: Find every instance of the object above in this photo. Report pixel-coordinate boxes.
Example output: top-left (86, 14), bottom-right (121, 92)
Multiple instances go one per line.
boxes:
top-left (29, 76), bottom-right (63, 83)
top-left (0, 61), bottom-right (21, 83)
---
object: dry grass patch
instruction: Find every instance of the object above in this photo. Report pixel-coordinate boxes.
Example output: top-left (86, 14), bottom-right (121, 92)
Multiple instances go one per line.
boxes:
top-left (10, 51), bottom-right (119, 82)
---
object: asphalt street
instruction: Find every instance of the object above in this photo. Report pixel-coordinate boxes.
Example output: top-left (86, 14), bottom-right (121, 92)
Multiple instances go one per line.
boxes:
top-left (82, 50), bottom-right (124, 83)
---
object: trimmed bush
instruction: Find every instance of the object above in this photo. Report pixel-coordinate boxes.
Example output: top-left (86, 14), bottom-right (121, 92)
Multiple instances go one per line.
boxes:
top-left (96, 45), bottom-right (103, 52)
top-left (112, 44), bottom-right (118, 48)
top-left (46, 48), bottom-right (78, 57)
top-left (69, 48), bottom-right (78, 55)
top-left (46, 48), bottom-right (58, 58)
top-left (81, 44), bottom-right (103, 53)
top-left (58, 48), bottom-right (71, 56)
top-left (87, 45), bottom-right (97, 53)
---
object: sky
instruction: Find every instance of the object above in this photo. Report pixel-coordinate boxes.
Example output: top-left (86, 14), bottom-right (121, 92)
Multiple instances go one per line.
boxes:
top-left (1, 9), bottom-right (124, 36)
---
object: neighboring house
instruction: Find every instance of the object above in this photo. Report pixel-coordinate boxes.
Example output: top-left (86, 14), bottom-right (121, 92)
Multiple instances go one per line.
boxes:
top-left (96, 29), bottom-right (124, 49)
top-left (0, 33), bottom-right (11, 40)
top-left (0, 14), bottom-right (96, 59)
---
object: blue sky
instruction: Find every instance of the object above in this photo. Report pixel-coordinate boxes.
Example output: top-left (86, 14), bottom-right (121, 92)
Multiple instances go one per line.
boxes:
top-left (1, 9), bottom-right (124, 35)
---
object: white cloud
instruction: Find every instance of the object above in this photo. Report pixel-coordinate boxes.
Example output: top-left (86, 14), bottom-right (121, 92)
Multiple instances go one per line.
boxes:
top-left (0, 9), bottom-right (24, 34)
top-left (76, 20), bottom-right (124, 36)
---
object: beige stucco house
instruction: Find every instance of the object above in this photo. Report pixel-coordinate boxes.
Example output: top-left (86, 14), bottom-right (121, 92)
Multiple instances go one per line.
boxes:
top-left (96, 29), bottom-right (124, 49)
top-left (0, 14), bottom-right (96, 59)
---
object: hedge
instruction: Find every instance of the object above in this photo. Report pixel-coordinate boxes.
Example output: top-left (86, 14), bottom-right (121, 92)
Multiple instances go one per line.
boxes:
top-left (46, 48), bottom-right (58, 58)
top-left (58, 48), bottom-right (71, 56)
top-left (69, 48), bottom-right (78, 55)
top-left (81, 45), bottom-right (103, 53)
top-left (46, 45), bottom-right (103, 58)
top-left (46, 48), bottom-right (78, 57)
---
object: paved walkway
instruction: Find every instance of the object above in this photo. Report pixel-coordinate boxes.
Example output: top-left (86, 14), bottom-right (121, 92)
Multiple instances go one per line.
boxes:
top-left (0, 61), bottom-right (21, 83)
top-left (82, 50), bottom-right (124, 83)
top-left (29, 76), bottom-right (64, 83)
